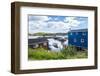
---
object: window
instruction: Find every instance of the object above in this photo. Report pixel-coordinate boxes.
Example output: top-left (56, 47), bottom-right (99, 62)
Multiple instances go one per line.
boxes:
top-left (82, 32), bottom-right (86, 36)
top-left (81, 39), bottom-right (84, 43)
top-left (76, 32), bottom-right (78, 35)
top-left (74, 38), bottom-right (77, 42)
top-left (70, 33), bottom-right (73, 35)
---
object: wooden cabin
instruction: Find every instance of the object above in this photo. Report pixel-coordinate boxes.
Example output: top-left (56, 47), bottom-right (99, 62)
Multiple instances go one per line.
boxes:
top-left (68, 29), bottom-right (88, 49)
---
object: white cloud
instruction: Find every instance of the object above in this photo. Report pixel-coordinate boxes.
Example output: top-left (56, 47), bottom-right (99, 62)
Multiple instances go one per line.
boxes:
top-left (48, 17), bottom-right (52, 20)
top-left (29, 16), bottom-right (81, 33)
top-left (29, 21), bottom-right (40, 29)
top-left (29, 16), bottom-right (49, 22)
top-left (29, 21), bottom-right (46, 33)
top-left (47, 21), bottom-right (70, 30)
top-left (64, 17), bottom-right (80, 27)
top-left (29, 20), bottom-right (70, 33)
top-left (54, 17), bottom-right (59, 21)
top-left (29, 16), bottom-right (49, 33)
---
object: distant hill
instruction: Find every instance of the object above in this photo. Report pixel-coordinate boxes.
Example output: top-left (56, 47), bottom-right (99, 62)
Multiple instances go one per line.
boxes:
top-left (28, 32), bottom-right (68, 36)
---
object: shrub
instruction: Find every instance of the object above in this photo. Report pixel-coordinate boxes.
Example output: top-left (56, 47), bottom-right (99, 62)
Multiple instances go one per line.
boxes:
top-left (61, 45), bottom-right (77, 57)
top-left (28, 46), bottom-right (87, 60)
top-left (28, 47), bottom-right (65, 60)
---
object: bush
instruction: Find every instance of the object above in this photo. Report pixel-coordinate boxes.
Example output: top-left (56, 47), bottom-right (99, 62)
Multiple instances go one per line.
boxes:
top-left (28, 47), bottom-right (65, 60)
top-left (28, 46), bottom-right (87, 60)
top-left (61, 45), bottom-right (77, 57)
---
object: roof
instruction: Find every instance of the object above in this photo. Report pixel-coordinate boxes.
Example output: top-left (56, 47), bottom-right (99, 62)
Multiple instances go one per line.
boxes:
top-left (69, 29), bottom-right (88, 32)
top-left (28, 37), bottom-right (48, 45)
top-left (54, 37), bottom-right (66, 42)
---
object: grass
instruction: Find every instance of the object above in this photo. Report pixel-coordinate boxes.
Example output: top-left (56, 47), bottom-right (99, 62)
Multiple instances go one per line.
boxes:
top-left (28, 46), bottom-right (88, 60)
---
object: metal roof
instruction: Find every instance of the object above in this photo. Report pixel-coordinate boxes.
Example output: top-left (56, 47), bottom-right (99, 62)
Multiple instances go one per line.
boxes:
top-left (28, 37), bottom-right (48, 45)
top-left (69, 29), bottom-right (88, 32)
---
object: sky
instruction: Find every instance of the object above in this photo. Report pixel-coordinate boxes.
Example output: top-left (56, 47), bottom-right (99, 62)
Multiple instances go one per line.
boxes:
top-left (28, 15), bottom-right (88, 34)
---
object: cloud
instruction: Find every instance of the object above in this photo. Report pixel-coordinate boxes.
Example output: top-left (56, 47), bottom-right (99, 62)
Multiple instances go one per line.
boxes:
top-left (28, 16), bottom-right (49, 33)
top-left (29, 16), bottom-right (49, 22)
top-left (29, 20), bottom-right (70, 33)
top-left (54, 17), bottom-right (59, 21)
top-left (29, 21), bottom-right (47, 33)
top-left (47, 21), bottom-right (70, 30)
top-left (29, 21), bottom-right (40, 29)
top-left (28, 16), bottom-right (82, 33)
top-left (64, 17), bottom-right (80, 27)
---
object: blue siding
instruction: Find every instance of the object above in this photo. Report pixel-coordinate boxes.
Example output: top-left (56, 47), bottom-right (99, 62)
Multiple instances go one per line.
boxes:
top-left (68, 30), bottom-right (88, 49)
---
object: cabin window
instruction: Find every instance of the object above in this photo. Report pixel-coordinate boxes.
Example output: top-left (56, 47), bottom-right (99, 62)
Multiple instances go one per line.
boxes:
top-left (70, 33), bottom-right (73, 35)
top-left (81, 39), bottom-right (84, 43)
top-left (76, 32), bottom-right (78, 35)
top-left (74, 38), bottom-right (77, 42)
top-left (82, 32), bottom-right (86, 36)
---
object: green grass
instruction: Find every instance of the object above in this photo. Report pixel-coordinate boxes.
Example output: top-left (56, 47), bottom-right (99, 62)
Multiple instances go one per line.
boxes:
top-left (28, 46), bottom-right (88, 60)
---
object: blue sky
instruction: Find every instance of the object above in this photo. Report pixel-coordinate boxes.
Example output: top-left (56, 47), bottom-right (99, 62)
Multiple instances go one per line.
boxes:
top-left (28, 15), bottom-right (88, 34)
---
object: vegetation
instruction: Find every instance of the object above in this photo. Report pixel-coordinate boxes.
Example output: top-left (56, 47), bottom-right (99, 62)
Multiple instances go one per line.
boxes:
top-left (61, 45), bottom-right (77, 56)
top-left (34, 32), bottom-right (47, 36)
top-left (28, 46), bottom-right (88, 60)
top-left (28, 32), bottom-right (68, 36)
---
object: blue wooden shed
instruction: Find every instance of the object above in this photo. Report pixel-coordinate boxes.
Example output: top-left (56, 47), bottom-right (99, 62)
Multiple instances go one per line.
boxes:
top-left (68, 29), bottom-right (88, 49)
